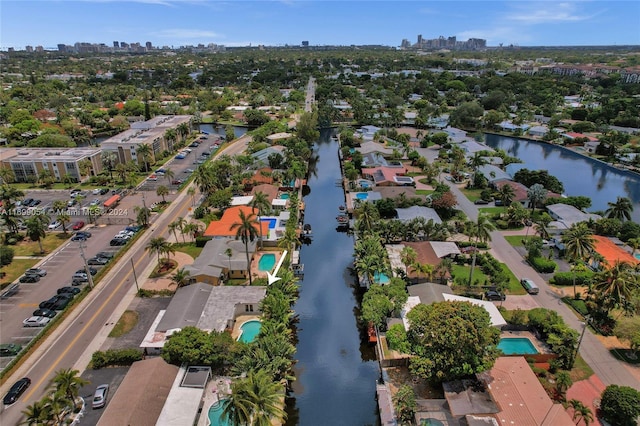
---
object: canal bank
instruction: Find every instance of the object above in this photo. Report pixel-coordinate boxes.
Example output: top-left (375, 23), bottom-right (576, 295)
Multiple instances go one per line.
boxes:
top-left (285, 130), bottom-right (380, 425)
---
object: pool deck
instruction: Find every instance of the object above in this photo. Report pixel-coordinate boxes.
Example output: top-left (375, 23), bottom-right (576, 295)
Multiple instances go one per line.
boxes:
top-left (231, 314), bottom-right (261, 340)
top-left (250, 250), bottom-right (284, 281)
top-left (500, 330), bottom-right (550, 354)
top-left (197, 376), bottom-right (232, 426)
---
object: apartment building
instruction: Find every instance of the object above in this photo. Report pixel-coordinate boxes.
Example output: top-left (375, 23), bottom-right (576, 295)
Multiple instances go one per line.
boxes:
top-left (0, 147), bottom-right (102, 183)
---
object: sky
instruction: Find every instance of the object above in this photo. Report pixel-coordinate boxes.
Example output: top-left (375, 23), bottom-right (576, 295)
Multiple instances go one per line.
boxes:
top-left (1, 0), bottom-right (639, 50)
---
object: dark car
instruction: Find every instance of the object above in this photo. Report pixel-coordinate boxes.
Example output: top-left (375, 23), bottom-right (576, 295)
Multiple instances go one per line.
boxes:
top-left (71, 234), bottom-right (88, 241)
top-left (171, 179), bottom-right (183, 185)
top-left (39, 294), bottom-right (72, 310)
top-left (87, 257), bottom-right (109, 265)
top-left (32, 199), bottom-right (42, 206)
top-left (32, 308), bottom-right (57, 318)
top-left (109, 238), bottom-right (127, 246)
top-left (57, 286), bottom-right (81, 295)
top-left (474, 199), bottom-right (490, 205)
top-left (0, 343), bottom-right (22, 357)
top-left (22, 198), bottom-right (34, 206)
top-left (484, 290), bottom-right (506, 301)
top-left (3, 377), bottom-right (31, 405)
top-left (76, 267), bottom-right (97, 276)
top-left (100, 188), bottom-right (110, 195)
top-left (494, 199), bottom-right (504, 206)
top-left (19, 274), bottom-right (40, 283)
top-left (124, 225), bottom-right (142, 233)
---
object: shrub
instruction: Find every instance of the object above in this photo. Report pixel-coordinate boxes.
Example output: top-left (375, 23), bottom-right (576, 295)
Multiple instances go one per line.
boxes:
top-left (195, 236), bottom-right (211, 247)
top-left (563, 297), bottom-right (588, 316)
top-left (91, 348), bottom-right (143, 369)
top-left (529, 256), bottom-right (557, 273)
top-left (549, 271), bottom-right (593, 286)
top-left (386, 324), bottom-right (411, 354)
top-left (0, 245), bottom-right (14, 267)
top-left (457, 241), bottom-right (488, 249)
top-left (495, 219), bottom-right (509, 229)
top-left (600, 385), bottom-right (640, 426)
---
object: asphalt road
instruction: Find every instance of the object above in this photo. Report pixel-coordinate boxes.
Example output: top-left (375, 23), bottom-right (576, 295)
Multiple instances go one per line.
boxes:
top-left (0, 136), bottom-right (249, 425)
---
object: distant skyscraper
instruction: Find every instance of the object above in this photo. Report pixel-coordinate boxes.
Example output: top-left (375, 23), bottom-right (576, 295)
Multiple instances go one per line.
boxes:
top-left (113, 41), bottom-right (119, 48)
top-left (57, 44), bottom-right (67, 52)
top-left (25, 45), bottom-right (33, 52)
top-left (302, 40), bottom-right (309, 47)
top-left (146, 41), bottom-right (152, 50)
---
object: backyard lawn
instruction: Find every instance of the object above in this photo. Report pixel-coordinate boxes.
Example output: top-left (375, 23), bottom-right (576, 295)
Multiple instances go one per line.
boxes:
top-left (171, 243), bottom-right (203, 259)
top-left (452, 263), bottom-right (526, 295)
top-left (459, 187), bottom-right (484, 202)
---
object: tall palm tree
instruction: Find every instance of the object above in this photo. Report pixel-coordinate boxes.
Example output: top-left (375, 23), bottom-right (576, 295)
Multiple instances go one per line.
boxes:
top-left (20, 399), bottom-right (52, 425)
top-left (136, 144), bottom-right (153, 172)
top-left (101, 151), bottom-right (117, 180)
top-left (168, 220), bottom-right (181, 244)
top-left (230, 210), bottom-right (259, 286)
top-left (156, 185), bottom-right (169, 203)
top-left (435, 258), bottom-right (454, 284)
top-left (193, 163), bottom-right (216, 195)
top-left (413, 262), bottom-right (434, 282)
top-left (400, 246), bottom-right (418, 275)
top-left (51, 368), bottom-right (88, 408)
top-left (605, 196), bottom-right (633, 221)
top-left (171, 268), bottom-right (191, 288)
top-left (568, 399), bottom-right (593, 426)
top-left (468, 216), bottom-right (495, 286)
top-left (221, 370), bottom-right (286, 426)
top-left (0, 166), bottom-right (16, 185)
top-left (57, 212), bottom-right (71, 235)
top-left (497, 184), bottom-right (515, 207)
top-left (592, 261), bottom-right (638, 313)
top-left (354, 201), bottom-right (380, 236)
top-left (251, 191), bottom-right (271, 249)
top-left (526, 183), bottom-right (547, 216)
top-left (175, 217), bottom-right (187, 243)
top-left (134, 205), bottom-right (150, 227)
top-left (278, 226), bottom-right (298, 254)
top-left (163, 167), bottom-right (175, 185)
top-left (562, 223), bottom-right (595, 263)
top-left (225, 248), bottom-right (233, 278)
top-left (25, 216), bottom-right (48, 254)
top-left (146, 237), bottom-right (169, 265)
top-left (182, 223), bottom-right (200, 242)
top-left (468, 152), bottom-right (487, 185)
top-left (187, 186), bottom-right (196, 206)
top-left (45, 392), bottom-right (70, 425)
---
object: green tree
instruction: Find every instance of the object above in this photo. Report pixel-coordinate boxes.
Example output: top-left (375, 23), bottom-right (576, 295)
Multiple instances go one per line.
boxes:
top-left (170, 267), bottom-right (191, 288)
top-left (161, 326), bottom-right (237, 369)
top-left (592, 260), bottom-right (639, 313)
top-left (156, 185), bottom-right (169, 203)
top-left (134, 205), bottom-right (150, 227)
top-left (497, 184), bottom-right (515, 206)
top-left (222, 369), bottom-right (286, 426)
top-left (25, 216), bottom-right (48, 254)
top-left (51, 368), bottom-right (88, 409)
top-left (20, 398), bottom-right (53, 426)
top-left (606, 196), bottom-right (634, 221)
top-left (136, 144), bottom-right (153, 172)
top-left (250, 191), bottom-right (271, 249)
top-left (567, 399), bottom-right (593, 426)
top-left (146, 236), bottom-right (169, 265)
top-left (468, 216), bottom-right (495, 286)
top-left (554, 370), bottom-right (572, 401)
top-left (599, 385), bottom-right (640, 426)
top-left (527, 183), bottom-right (547, 215)
top-left (57, 212), bottom-right (71, 235)
top-left (393, 385), bottom-right (417, 426)
top-left (296, 110), bottom-right (320, 143)
top-left (406, 301), bottom-right (501, 383)
top-left (614, 316), bottom-right (640, 356)
top-left (400, 246), bottom-right (417, 276)
top-left (562, 223), bottom-right (595, 263)
top-left (230, 210), bottom-right (259, 286)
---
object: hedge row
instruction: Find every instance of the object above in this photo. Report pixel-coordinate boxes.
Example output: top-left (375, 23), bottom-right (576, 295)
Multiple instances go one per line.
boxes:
top-left (91, 348), bottom-right (143, 369)
top-left (457, 241), bottom-right (489, 249)
top-left (550, 271), bottom-right (594, 286)
top-left (529, 256), bottom-right (557, 273)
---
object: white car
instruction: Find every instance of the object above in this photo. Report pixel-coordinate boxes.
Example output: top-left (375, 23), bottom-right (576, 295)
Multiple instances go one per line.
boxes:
top-left (48, 221), bottom-right (61, 230)
top-left (90, 199), bottom-right (100, 206)
top-left (92, 188), bottom-right (102, 195)
top-left (23, 316), bottom-right (51, 327)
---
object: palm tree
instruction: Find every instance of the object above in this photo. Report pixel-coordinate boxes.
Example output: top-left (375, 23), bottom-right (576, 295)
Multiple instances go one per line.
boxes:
top-left (225, 248), bottom-right (233, 278)
top-left (163, 167), bottom-right (175, 184)
top-left (136, 144), bottom-right (153, 172)
top-left (101, 151), bottom-right (117, 180)
top-left (168, 220), bottom-right (181, 244)
top-left (78, 159), bottom-right (93, 180)
top-left (25, 216), bottom-right (48, 254)
top-left (355, 253), bottom-right (386, 286)
top-left (413, 261), bottom-right (434, 282)
top-left (627, 237), bottom-right (640, 256)
top-left (571, 262), bottom-right (589, 300)
top-left (182, 223), bottom-right (200, 242)
top-left (278, 226), bottom-right (298, 254)
top-left (170, 267), bottom-right (191, 288)
top-left (20, 399), bottom-right (52, 425)
top-left (221, 370), bottom-right (286, 426)
top-left (468, 152), bottom-right (487, 186)
top-left (497, 184), bottom-right (515, 206)
top-left (51, 368), bottom-right (88, 409)
top-left (187, 186), bottom-right (196, 206)
top-left (568, 399), bottom-right (593, 425)
top-left (251, 191), bottom-right (271, 249)
top-left (592, 261), bottom-right (638, 313)
top-left (554, 370), bottom-right (572, 401)
top-left (134, 205), bottom-right (151, 227)
top-left (0, 166), bottom-right (16, 185)
top-left (146, 237), bottom-right (169, 265)
top-left (605, 196), bottom-right (633, 221)
top-left (57, 212), bottom-right (71, 235)
top-left (562, 223), bottom-right (595, 263)
top-left (435, 258), bottom-right (454, 284)
top-left (468, 216), bottom-right (495, 287)
top-left (175, 217), bottom-right (187, 243)
top-left (527, 183), bottom-right (547, 216)
top-left (156, 185), bottom-right (169, 203)
top-left (400, 246), bottom-right (417, 276)
top-left (230, 210), bottom-right (259, 286)
top-left (354, 201), bottom-right (379, 235)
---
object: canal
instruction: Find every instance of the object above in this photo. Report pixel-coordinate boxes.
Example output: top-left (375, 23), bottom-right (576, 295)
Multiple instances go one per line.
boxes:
top-left (485, 134), bottom-right (640, 223)
top-left (285, 131), bottom-right (380, 425)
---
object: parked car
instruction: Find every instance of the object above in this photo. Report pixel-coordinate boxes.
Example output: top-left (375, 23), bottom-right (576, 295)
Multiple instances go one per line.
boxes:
top-left (71, 234), bottom-right (88, 241)
top-left (189, 142), bottom-right (199, 148)
top-left (76, 267), bottom-right (97, 275)
top-left (0, 343), bottom-right (22, 357)
top-left (23, 198), bottom-right (34, 206)
top-left (175, 154), bottom-right (186, 160)
top-left (171, 179), bottom-right (183, 185)
top-left (494, 199), bottom-right (504, 206)
top-left (72, 272), bottom-right (88, 281)
top-left (23, 316), bottom-right (51, 327)
top-left (67, 199), bottom-right (78, 207)
top-left (32, 308), bottom-right (57, 318)
top-left (48, 220), bottom-right (61, 230)
top-left (110, 238), bottom-right (127, 246)
top-left (57, 286), bottom-right (81, 295)
top-left (184, 168), bottom-right (194, 174)
top-left (3, 378), bottom-right (31, 405)
top-left (39, 294), bottom-right (73, 310)
top-left (92, 384), bottom-right (110, 409)
top-left (19, 274), bottom-right (40, 283)
top-left (100, 188), bottom-right (110, 195)
top-left (88, 257), bottom-right (110, 265)
top-left (32, 199), bottom-right (42, 206)
top-left (70, 189), bottom-right (81, 195)
top-left (90, 198), bottom-right (100, 206)
top-left (484, 290), bottom-right (506, 301)
top-left (474, 199), bottom-right (490, 205)
top-left (147, 174), bottom-right (158, 181)
top-left (72, 221), bottom-right (85, 230)
top-left (96, 250), bottom-right (117, 258)
top-left (124, 225), bottom-right (142, 233)
top-left (25, 268), bottom-right (47, 277)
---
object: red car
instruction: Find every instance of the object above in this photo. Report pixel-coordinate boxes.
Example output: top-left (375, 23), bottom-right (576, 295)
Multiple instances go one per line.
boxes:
top-left (72, 221), bottom-right (85, 230)
top-left (171, 179), bottom-right (183, 185)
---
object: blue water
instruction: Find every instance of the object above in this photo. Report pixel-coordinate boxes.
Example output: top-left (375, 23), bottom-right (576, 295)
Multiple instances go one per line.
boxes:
top-left (374, 272), bottom-right (390, 284)
top-left (280, 193), bottom-right (290, 200)
top-left (238, 320), bottom-right (262, 343)
top-left (258, 253), bottom-right (276, 271)
top-left (355, 193), bottom-right (368, 200)
top-left (261, 218), bottom-right (277, 229)
top-left (498, 337), bottom-right (539, 355)
top-left (635, 253), bottom-right (640, 260)
top-left (485, 134), bottom-right (640, 223)
top-left (360, 182), bottom-right (371, 188)
top-left (208, 400), bottom-right (231, 426)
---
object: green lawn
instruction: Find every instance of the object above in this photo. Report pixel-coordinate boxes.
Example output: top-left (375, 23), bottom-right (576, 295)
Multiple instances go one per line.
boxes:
top-left (415, 189), bottom-right (434, 196)
top-left (459, 187), bottom-right (484, 202)
top-left (11, 233), bottom-right (69, 256)
top-left (1, 258), bottom-right (39, 287)
top-left (478, 206), bottom-right (506, 216)
top-left (171, 243), bottom-right (203, 259)
top-left (503, 235), bottom-right (538, 247)
top-left (452, 262), bottom-right (525, 294)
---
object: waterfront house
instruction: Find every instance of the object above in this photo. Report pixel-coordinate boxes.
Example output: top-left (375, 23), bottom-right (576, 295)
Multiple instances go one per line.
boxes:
top-left (395, 206), bottom-right (442, 225)
top-left (528, 125), bottom-right (549, 137)
top-left (477, 164), bottom-right (511, 183)
top-left (183, 238), bottom-right (254, 285)
top-left (392, 242), bottom-right (459, 282)
top-left (250, 145), bottom-right (285, 167)
top-left (583, 140), bottom-right (601, 153)
top-left (242, 167), bottom-right (274, 190)
top-left (361, 165), bottom-right (414, 187)
top-left (590, 235), bottom-right (639, 270)
top-left (355, 125), bottom-right (381, 141)
top-left (546, 203), bottom-right (601, 232)
top-left (492, 179), bottom-right (530, 207)
top-left (355, 141), bottom-right (394, 156)
top-left (203, 206), bottom-right (269, 238)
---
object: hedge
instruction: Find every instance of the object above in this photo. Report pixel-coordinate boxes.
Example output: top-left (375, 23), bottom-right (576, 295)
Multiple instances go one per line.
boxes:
top-left (550, 271), bottom-right (594, 286)
top-left (457, 241), bottom-right (489, 249)
top-left (91, 348), bottom-right (143, 369)
top-left (562, 297), bottom-right (589, 316)
top-left (529, 256), bottom-right (557, 273)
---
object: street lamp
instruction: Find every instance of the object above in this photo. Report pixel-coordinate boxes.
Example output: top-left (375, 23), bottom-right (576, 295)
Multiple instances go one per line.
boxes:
top-left (78, 243), bottom-right (94, 289)
top-left (571, 317), bottom-right (589, 369)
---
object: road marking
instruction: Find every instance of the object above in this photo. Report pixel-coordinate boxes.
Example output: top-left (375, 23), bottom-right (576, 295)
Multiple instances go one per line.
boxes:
top-left (18, 303), bottom-right (39, 308)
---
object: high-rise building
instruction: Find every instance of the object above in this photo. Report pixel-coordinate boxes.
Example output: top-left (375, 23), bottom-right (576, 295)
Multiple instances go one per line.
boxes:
top-left (302, 41), bottom-right (309, 47)
top-left (25, 45), bottom-right (33, 52)
top-left (113, 41), bottom-right (119, 48)
top-left (146, 41), bottom-right (152, 50)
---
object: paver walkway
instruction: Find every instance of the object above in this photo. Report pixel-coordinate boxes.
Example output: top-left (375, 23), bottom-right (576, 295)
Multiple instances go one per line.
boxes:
top-left (142, 251), bottom-right (194, 291)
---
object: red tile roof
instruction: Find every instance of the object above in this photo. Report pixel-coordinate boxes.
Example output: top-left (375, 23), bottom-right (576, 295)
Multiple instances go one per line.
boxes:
top-left (203, 206), bottom-right (268, 238)
top-left (593, 235), bottom-right (639, 268)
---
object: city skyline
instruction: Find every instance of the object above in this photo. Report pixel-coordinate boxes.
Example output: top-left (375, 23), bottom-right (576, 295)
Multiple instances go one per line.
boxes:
top-left (1, 0), bottom-right (639, 50)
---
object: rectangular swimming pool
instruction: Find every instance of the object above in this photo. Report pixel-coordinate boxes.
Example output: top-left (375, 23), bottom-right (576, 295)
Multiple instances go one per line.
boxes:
top-left (498, 337), bottom-right (539, 355)
top-left (261, 218), bottom-right (277, 229)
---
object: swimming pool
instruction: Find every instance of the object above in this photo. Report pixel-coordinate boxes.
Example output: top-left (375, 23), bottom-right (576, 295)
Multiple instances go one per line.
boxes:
top-left (635, 253), bottom-right (640, 260)
top-left (498, 337), bottom-right (539, 355)
top-left (208, 399), bottom-right (231, 426)
top-left (279, 193), bottom-right (290, 200)
top-left (237, 320), bottom-right (262, 343)
top-left (373, 272), bottom-right (390, 284)
top-left (258, 253), bottom-right (276, 271)
top-left (355, 193), bottom-right (368, 200)
top-left (261, 218), bottom-right (277, 229)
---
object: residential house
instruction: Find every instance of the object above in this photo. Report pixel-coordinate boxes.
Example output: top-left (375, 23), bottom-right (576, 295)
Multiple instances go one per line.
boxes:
top-left (242, 167), bottom-right (274, 190)
top-left (266, 132), bottom-right (293, 143)
top-left (477, 164), bottom-right (511, 183)
top-left (591, 235), bottom-right (639, 270)
top-left (583, 140), bottom-right (601, 153)
top-left (355, 141), bottom-right (394, 157)
top-left (498, 121), bottom-right (530, 132)
top-left (492, 179), bottom-right (530, 206)
top-left (250, 145), bottom-right (285, 167)
top-left (394, 242), bottom-right (460, 282)
top-left (562, 132), bottom-right (599, 143)
top-left (395, 206), bottom-right (442, 224)
top-left (460, 140), bottom-right (491, 155)
top-left (203, 206), bottom-right (269, 239)
top-left (546, 203), bottom-right (601, 232)
top-left (355, 125), bottom-right (382, 141)
top-left (528, 125), bottom-right (549, 137)
top-left (361, 165), bottom-right (414, 187)
top-left (183, 238), bottom-right (254, 285)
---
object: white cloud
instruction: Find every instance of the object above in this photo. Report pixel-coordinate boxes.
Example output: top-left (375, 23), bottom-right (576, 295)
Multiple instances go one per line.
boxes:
top-left (503, 2), bottom-right (600, 24)
top-left (151, 29), bottom-right (221, 39)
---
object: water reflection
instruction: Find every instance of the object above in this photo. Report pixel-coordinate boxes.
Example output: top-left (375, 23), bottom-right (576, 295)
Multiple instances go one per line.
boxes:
top-left (285, 130), bottom-right (380, 425)
top-left (486, 134), bottom-right (640, 222)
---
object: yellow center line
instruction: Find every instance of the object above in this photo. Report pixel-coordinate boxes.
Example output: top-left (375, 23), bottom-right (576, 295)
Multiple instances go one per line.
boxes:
top-left (22, 195), bottom-right (188, 402)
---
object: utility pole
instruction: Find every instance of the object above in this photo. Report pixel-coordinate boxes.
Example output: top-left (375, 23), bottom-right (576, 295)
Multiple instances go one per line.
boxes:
top-left (571, 317), bottom-right (589, 369)
top-left (131, 258), bottom-right (140, 291)
top-left (79, 243), bottom-right (94, 289)
top-left (142, 192), bottom-right (149, 225)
